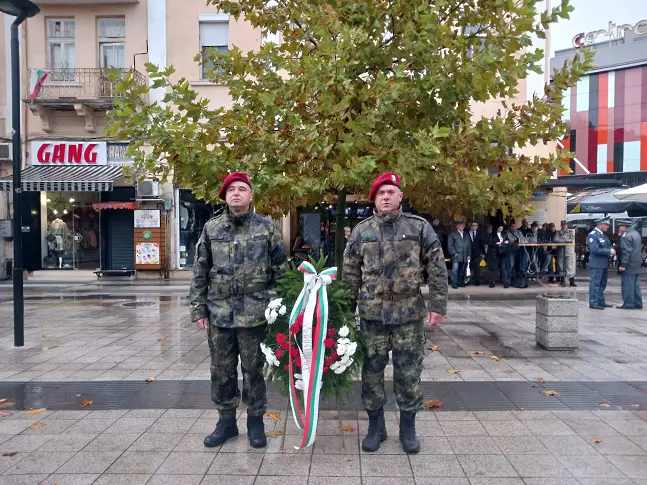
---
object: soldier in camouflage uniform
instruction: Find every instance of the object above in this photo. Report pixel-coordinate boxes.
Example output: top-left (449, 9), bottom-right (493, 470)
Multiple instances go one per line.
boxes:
top-left (555, 220), bottom-right (577, 287)
top-left (189, 172), bottom-right (287, 449)
top-left (343, 172), bottom-right (448, 454)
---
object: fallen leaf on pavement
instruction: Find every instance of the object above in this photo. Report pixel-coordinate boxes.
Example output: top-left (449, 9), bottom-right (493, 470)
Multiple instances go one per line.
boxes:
top-left (471, 351), bottom-right (485, 356)
top-left (30, 423), bottom-right (45, 430)
top-left (341, 425), bottom-right (356, 432)
top-left (24, 408), bottom-right (47, 415)
top-left (488, 356), bottom-right (500, 361)
top-left (265, 412), bottom-right (281, 421)
top-left (537, 378), bottom-right (546, 384)
top-left (145, 377), bottom-right (156, 383)
top-left (158, 337), bottom-right (167, 342)
top-left (2, 452), bottom-right (18, 457)
top-left (0, 412), bottom-right (13, 417)
top-left (180, 327), bottom-right (191, 331)
top-left (448, 369), bottom-right (461, 374)
top-left (424, 400), bottom-right (444, 409)
top-left (592, 438), bottom-right (603, 444)
top-left (429, 344), bottom-right (439, 352)
top-left (599, 403), bottom-right (610, 408)
top-left (0, 401), bottom-right (14, 409)
top-left (41, 334), bottom-right (55, 339)
top-left (542, 390), bottom-right (558, 397)
top-left (265, 430), bottom-right (283, 438)
top-left (80, 399), bottom-right (93, 408)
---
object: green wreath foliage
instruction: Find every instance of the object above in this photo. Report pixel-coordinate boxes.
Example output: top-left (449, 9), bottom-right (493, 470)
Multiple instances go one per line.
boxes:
top-left (263, 256), bottom-right (364, 402)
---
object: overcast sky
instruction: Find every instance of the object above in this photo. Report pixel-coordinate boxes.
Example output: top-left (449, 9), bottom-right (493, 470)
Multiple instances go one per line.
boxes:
top-left (526, 0), bottom-right (647, 98)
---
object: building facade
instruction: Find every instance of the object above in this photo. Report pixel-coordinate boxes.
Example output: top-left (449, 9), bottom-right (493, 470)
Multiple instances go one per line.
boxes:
top-left (551, 18), bottom-right (647, 181)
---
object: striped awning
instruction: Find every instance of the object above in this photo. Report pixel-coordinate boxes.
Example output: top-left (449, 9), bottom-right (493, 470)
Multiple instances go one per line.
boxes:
top-left (0, 165), bottom-right (126, 192)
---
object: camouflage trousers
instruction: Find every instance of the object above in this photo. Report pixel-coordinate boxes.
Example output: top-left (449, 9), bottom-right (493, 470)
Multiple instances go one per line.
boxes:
top-left (208, 324), bottom-right (267, 419)
top-left (361, 320), bottom-right (425, 413)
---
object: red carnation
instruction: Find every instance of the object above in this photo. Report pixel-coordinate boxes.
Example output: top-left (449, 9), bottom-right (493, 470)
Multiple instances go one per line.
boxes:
top-left (289, 346), bottom-right (299, 358)
top-left (284, 365), bottom-right (289, 371)
top-left (324, 357), bottom-right (334, 367)
top-left (279, 340), bottom-right (290, 350)
top-left (275, 349), bottom-right (283, 358)
top-left (276, 333), bottom-right (286, 345)
top-left (323, 366), bottom-right (329, 373)
top-left (295, 357), bottom-right (302, 368)
top-left (331, 350), bottom-right (339, 360)
top-left (328, 328), bottom-right (335, 337)
top-left (324, 338), bottom-right (334, 348)
top-left (295, 314), bottom-right (304, 326)
top-left (290, 322), bottom-right (301, 335)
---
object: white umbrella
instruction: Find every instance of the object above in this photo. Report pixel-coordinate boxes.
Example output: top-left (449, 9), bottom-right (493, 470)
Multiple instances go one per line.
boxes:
top-left (612, 183), bottom-right (647, 201)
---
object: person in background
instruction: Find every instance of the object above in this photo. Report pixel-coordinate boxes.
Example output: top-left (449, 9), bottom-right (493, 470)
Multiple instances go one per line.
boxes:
top-left (542, 223), bottom-right (557, 277)
top-left (520, 219), bottom-right (532, 237)
top-left (617, 220), bottom-right (643, 310)
top-left (587, 217), bottom-right (615, 310)
top-left (503, 221), bottom-right (523, 288)
top-left (555, 220), bottom-right (577, 287)
top-left (466, 221), bottom-right (485, 286)
top-left (344, 226), bottom-right (352, 248)
top-left (448, 220), bottom-right (471, 289)
top-left (486, 224), bottom-right (506, 288)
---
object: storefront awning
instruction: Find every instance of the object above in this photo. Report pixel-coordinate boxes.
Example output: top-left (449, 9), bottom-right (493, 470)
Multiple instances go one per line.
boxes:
top-left (0, 165), bottom-right (126, 192)
top-left (92, 201), bottom-right (137, 211)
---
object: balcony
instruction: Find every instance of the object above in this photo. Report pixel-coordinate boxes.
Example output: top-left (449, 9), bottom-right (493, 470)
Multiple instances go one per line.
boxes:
top-left (24, 68), bottom-right (147, 133)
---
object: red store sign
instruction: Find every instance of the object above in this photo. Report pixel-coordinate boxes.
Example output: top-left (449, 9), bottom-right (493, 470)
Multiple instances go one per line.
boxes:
top-left (31, 141), bottom-right (108, 166)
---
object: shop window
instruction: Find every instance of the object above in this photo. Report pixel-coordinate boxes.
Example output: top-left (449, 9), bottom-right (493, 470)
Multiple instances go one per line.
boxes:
top-left (178, 189), bottom-right (222, 268)
top-left (199, 20), bottom-right (228, 79)
top-left (98, 18), bottom-right (126, 69)
top-left (47, 19), bottom-right (76, 81)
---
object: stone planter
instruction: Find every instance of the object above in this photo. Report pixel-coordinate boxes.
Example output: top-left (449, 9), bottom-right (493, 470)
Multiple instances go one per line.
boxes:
top-left (535, 294), bottom-right (578, 351)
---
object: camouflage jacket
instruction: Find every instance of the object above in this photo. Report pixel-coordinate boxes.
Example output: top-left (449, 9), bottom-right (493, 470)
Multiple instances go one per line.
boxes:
top-left (342, 208), bottom-right (448, 325)
top-left (189, 209), bottom-right (287, 328)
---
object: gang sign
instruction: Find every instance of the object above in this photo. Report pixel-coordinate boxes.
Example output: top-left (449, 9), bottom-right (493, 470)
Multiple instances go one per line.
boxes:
top-left (31, 141), bottom-right (108, 166)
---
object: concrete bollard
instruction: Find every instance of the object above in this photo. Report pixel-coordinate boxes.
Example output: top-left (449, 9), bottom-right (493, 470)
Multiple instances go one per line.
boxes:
top-left (535, 294), bottom-right (578, 351)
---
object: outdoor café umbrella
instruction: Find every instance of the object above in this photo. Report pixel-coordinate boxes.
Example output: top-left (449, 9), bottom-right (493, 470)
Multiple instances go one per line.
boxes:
top-left (612, 183), bottom-right (647, 202)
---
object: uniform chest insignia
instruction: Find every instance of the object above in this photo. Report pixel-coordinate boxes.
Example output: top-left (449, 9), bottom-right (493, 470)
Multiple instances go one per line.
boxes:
top-left (599, 238), bottom-right (605, 243)
top-left (589, 238), bottom-right (593, 243)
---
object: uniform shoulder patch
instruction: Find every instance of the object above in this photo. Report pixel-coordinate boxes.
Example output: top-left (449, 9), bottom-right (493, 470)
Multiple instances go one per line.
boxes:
top-left (403, 213), bottom-right (429, 225)
top-left (353, 217), bottom-right (374, 231)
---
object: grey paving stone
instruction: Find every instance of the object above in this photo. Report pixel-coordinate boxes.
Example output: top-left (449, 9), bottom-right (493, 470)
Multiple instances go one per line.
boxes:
top-left (92, 474), bottom-right (151, 485)
top-left (84, 433), bottom-right (141, 452)
top-left (156, 451), bottom-right (215, 475)
top-left (148, 417), bottom-right (199, 434)
top-left (605, 454), bottom-right (647, 479)
top-left (605, 419), bottom-right (647, 436)
top-left (38, 433), bottom-right (100, 452)
top-left (4, 451), bottom-right (76, 475)
top-left (65, 418), bottom-right (119, 434)
top-left (457, 454), bottom-right (519, 478)
top-left (254, 478), bottom-right (308, 485)
top-left (219, 435), bottom-right (268, 453)
top-left (583, 435), bottom-right (647, 455)
top-left (492, 436), bottom-right (549, 455)
top-left (361, 455), bottom-right (413, 476)
top-left (57, 451), bottom-right (122, 474)
top-left (481, 420), bottom-right (532, 436)
top-left (0, 434), bottom-right (52, 452)
top-left (412, 480), bottom-right (469, 485)
top-left (106, 451), bottom-right (169, 475)
top-left (468, 480), bottom-right (524, 485)
top-left (23, 419), bottom-right (75, 435)
top-left (563, 419), bottom-right (621, 436)
top-left (576, 479), bottom-right (635, 485)
top-left (524, 419), bottom-right (576, 436)
top-left (0, 475), bottom-right (48, 485)
top-left (416, 436), bottom-right (454, 454)
top-left (505, 454), bottom-right (572, 478)
top-left (258, 453), bottom-right (312, 476)
top-left (173, 433), bottom-right (220, 453)
top-left (556, 454), bottom-right (626, 478)
top-left (310, 453), bottom-right (360, 476)
top-left (45, 411), bottom-right (92, 420)
top-left (146, 476), bottom-right (203, 485)
top-left (592, 410), bottom-right (643, 421)
top-left (474, 411), bottom-right (517, 421)
top-left (309, 478), bottom-right (361, 485)
top-left (124, 409), bottom-right (166, 419)
top-left (409, 454), bottom-right (465, 477)
top-left (448, 436), bottom-right (502, 454)
top-left (104, 418), bottom-right (157, 435)
top-left (128, 432), bottom-right (183, 452)
top-left (440, 421), bottom-right (488, 436)
top-left (0, 419), bottom-right (35, 435)
top-left (41, 473), bottom-right (100, 485)
top-left (536, 435), bottom-right (600, 455)
top-left (311, 435), bottom-right (359, 455)
top-left (208, 453), bottom-right (263, 475)
top-left (436, 412), bottom-right (476, 421)
top-left (521, 480), bottom-right (579, 485)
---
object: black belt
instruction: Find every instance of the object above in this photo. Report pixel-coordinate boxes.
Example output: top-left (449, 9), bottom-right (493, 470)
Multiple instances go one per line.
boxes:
top-left (213, 282), bottom-right (269, 296)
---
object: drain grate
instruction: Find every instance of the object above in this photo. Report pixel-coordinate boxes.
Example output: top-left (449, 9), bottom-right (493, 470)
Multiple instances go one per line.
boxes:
top-left (121, 301), bottom-right (159, 308)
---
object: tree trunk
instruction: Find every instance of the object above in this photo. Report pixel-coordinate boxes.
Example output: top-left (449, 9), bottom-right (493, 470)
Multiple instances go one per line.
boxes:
top-left (334, 187), bottom-right (347, 277)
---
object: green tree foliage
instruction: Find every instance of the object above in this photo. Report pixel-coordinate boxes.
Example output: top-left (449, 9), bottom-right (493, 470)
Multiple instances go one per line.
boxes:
top-left (107, 0), bottom-right (592, 220)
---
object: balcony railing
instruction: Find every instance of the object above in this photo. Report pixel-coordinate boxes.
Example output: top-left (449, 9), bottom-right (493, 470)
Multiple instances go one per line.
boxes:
top-left (25, 68), bottom-right (147, 109)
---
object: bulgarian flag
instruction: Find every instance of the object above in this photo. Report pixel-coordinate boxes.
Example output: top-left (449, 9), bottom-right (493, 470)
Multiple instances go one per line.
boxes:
top-left (29, 69), bottom-right (52, 100)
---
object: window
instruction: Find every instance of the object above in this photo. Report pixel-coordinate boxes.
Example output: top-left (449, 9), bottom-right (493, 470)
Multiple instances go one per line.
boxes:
top-left (99, 18), bottom-right (126, 68)
top-left (199, 21), bottom-right (228, 80)
top-left (47, 19), bottom-right (75, 81)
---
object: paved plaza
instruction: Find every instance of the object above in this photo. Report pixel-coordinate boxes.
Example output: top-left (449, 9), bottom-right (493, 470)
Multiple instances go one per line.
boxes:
top-left (0, 279), bottom-right (645, 484)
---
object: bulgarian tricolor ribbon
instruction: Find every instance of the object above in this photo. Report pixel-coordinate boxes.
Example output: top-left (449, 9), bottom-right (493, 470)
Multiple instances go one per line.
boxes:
top-left (29, 69), bottom-right (52, 101)
top-left (287, 261), bottom-right (337, 449)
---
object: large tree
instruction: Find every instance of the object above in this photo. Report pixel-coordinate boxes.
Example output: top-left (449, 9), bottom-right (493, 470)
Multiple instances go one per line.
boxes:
top-left (107, 0), bottom-right (592, 267)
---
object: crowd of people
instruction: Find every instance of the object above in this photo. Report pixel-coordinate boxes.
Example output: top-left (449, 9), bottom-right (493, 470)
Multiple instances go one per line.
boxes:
top-left (433, 218), bottom-right (578, 289)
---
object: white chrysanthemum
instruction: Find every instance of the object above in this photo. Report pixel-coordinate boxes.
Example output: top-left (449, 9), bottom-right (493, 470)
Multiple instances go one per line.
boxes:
top-left (337, 342), bottom-right (348, 356)
top-left (270, 309), bottom-right (278, 321)
top-left (264, 308), bottom-right (275, 324)
top-left (260, 343), bottom-right (279, 366)
top-left (278, 305), bottom-right (287, 315)
top-left (329, 361), bottom-right (341, 371)
top-left (346, 342), bottom-right (358, 357)
top-left (333, 365), bottom-right (345, 374)
top-left (338, 325), bottom-right (350, 338)
top-left (268, 298), bottom-right (283, 310)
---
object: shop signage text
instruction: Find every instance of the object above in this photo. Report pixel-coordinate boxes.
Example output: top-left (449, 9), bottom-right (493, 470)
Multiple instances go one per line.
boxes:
top-left (31, 141), bottom-right (108, 166)
top-left (573, 20), bottom-right (647, 47)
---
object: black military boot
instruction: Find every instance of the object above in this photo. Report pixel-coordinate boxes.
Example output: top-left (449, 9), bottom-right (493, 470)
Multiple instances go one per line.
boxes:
top-left (247, 415), bottom-right (267, 448)
top-left (569, 277), bottom-right (577, 287)
top-left (204, 417), bottom-right (238, 447)
top-left (399, 411), bottom-right (420, 454)
top-left (362, 409), bottom-right (387, 452)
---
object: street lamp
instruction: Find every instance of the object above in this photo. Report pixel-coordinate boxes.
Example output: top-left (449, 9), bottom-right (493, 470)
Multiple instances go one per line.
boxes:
top-left (0, 0), bottom-right (40, 347)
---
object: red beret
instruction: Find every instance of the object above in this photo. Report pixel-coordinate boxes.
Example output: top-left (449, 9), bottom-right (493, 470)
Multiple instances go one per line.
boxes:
top-left (369, 172), bottom-right (401, 201)
top-left (219, 171), bottom-right (252, 200)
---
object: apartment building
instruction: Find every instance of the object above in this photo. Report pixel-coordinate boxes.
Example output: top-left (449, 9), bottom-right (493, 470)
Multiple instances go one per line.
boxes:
top-left (0, 1), bottom-right (558, 277)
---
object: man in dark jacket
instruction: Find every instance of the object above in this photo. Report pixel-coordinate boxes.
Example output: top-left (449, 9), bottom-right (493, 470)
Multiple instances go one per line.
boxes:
top-left (466, 222), bottom-right (485, 285)
top-left (448, 221), bottom-right (471, 289)
top-left (617, 220), bottom-right (643, 310)
top-left (586, 217), bottom-right (616, 310)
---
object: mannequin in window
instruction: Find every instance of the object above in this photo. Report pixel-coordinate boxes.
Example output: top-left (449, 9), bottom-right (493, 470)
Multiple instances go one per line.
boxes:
top-left (48, 216), bottom-right (70, 268)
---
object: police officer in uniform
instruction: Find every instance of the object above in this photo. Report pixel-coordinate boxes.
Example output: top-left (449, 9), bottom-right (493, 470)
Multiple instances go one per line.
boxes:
top-left (617, 220), bottom-right (644, 310)
top-left (189, 172), bottom-right (287, 448)
top-left (586, 217), bottom-right (615, 310)
top-left (555, 220), bottom-right (577, 287)
top-left (343, 172), bottom-right (448, 454)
